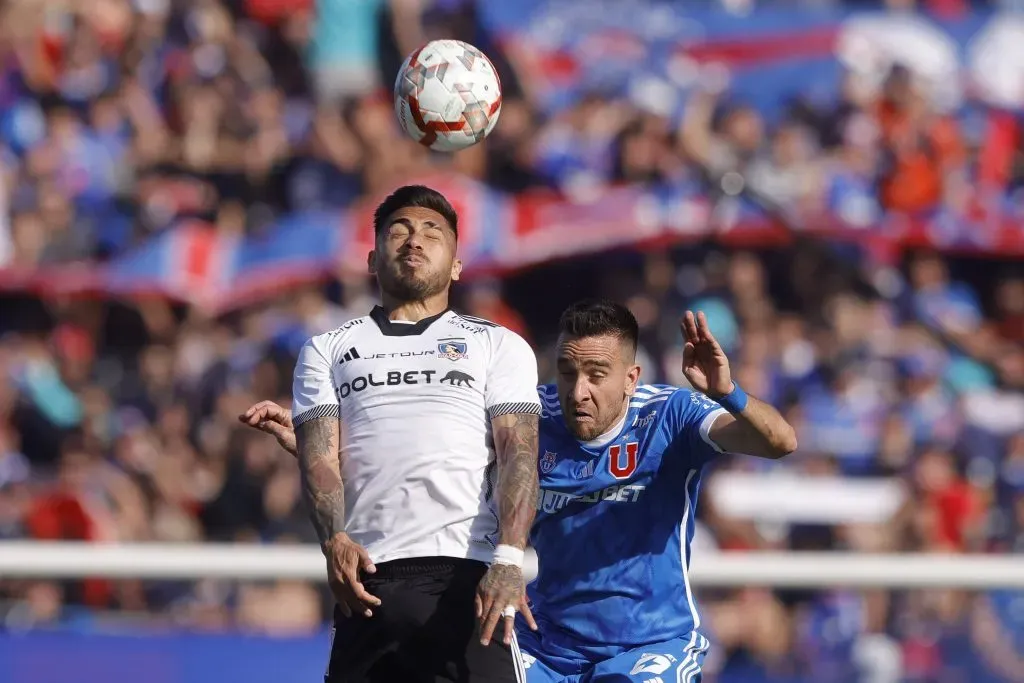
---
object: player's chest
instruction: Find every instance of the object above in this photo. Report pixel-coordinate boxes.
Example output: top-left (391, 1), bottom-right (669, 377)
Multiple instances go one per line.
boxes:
top-left (535, 432), bottom-right (662, 515)
top-left (331, 333), bottom-right (487, 402)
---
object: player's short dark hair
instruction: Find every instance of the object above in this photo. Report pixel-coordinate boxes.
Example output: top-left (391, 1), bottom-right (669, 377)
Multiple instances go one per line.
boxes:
top-left (373, 185), bottom-right (458, 238)
top-left (558, 299), bottom-right (639, 353)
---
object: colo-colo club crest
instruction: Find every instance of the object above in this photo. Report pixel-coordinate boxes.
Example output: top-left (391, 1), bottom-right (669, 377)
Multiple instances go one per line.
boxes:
top-left (437, 338), bottom-right (468, 361)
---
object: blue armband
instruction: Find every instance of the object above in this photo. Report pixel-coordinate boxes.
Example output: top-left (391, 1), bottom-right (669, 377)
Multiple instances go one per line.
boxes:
top-left (717, 382), bottom-right (748, 413)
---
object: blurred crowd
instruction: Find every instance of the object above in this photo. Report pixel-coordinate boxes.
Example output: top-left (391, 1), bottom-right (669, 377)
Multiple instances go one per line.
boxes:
top-left (0, 0), bottom-right (1023, 681)
top-left (2, 0), bottom-right (1024, 268)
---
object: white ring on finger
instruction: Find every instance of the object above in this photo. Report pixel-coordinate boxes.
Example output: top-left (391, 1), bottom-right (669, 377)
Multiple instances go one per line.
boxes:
top-left (501, 605), bottom-right (516, 618)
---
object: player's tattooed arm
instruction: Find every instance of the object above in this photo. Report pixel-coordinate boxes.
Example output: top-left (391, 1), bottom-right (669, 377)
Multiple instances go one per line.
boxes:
top-left (476, 411), bottom-right (540, 645)
top-left (295, 415), bottom-right (380, 618)
top-left (295, 416), bottom-right (345, 546)
top-left (490, 412), bottom-right (540, 549)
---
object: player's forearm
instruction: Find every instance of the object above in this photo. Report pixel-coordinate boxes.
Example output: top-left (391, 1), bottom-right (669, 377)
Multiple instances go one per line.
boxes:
top-left (711, 391), bottom-right (798, 459)
top-left (295, 416), bottom-right (346, 549)
top-left (491, 412), bottom-right (540, 550)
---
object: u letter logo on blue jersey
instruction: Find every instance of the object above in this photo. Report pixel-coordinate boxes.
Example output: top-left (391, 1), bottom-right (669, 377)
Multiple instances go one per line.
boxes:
top-left (608, 442), bottom-right (639, 479)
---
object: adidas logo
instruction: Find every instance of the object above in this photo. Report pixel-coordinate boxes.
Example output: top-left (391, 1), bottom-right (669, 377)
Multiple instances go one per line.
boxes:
top-left (339, 348), bottom-right (361, 364)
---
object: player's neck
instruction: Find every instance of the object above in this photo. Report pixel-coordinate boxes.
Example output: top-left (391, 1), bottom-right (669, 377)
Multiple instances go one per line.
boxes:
top-left (379, 292), bottom-right (450, 323)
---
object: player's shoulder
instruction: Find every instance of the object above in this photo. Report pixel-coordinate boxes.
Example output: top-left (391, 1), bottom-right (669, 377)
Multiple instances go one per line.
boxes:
top-left (537, 383), bottom-right (559, 419)
top-left (452, 311), bottom-right (503, 328)
top-left (537, 384), bottom-right (571, 439)
top-left (304, 315), bottom-right (372, 355)
top-left (447, 311), bottom-right (515, 338)
top-left (630, 383), bottom-right (679, 409)
top-left (447, 312), bottom-right (534, 352)
top-left (630, 384), bottom-right (715, 420)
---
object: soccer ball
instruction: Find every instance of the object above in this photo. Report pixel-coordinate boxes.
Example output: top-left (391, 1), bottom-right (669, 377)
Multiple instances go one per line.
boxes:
top-left (394, 40), bottom-right (502, 153)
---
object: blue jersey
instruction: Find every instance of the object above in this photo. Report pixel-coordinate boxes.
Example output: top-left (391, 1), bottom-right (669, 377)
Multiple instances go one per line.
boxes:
top-left (529, 383), bottom-right (728, 648)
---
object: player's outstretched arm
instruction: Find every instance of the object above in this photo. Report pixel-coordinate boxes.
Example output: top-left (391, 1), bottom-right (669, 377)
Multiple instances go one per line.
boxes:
top-left (475, 329), bottom-right (543, 647)
top-left (708, 390), bottom-right (797, 459)
top-left (681, 310), bottom-right (798, 459)
top-left (477, 411), bottom-right (540, 646)
top-left (292, 340), bottom-right (380, 618)
top-left (239, 401), bottom-right (297, 456)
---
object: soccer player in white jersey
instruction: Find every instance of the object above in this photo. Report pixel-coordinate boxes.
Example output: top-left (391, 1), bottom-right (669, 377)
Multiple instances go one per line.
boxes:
top-left (281, 185), bottom-right (542, 682)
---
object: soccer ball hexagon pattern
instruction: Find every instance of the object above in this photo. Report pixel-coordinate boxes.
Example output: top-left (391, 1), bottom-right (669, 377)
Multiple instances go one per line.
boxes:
top-left (394, 40), bottom-right (503, 153)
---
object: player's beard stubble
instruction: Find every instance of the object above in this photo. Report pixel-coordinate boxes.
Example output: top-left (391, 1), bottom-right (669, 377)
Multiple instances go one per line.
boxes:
top-left (377, 255), bottom-right (452, 303)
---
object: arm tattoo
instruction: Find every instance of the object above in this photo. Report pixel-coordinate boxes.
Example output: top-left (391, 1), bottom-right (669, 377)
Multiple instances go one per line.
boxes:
top-left (295, 416), bottom-right (345, 548)
top-left (491, 413), bottom-right (540, 550)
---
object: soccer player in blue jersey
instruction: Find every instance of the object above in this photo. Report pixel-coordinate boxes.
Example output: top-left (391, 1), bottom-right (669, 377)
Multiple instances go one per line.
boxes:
top-left (241, 298), bottom-right (797, 683)
top-left (516, 299), bottom-right (797, 682)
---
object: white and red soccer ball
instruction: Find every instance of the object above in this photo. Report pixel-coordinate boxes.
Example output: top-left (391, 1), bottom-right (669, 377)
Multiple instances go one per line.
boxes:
top-left (394, 40), bottom-right (503, 153)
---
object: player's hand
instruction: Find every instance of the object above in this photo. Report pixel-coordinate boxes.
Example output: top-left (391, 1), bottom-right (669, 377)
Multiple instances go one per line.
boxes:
top-left (681, 310), bottom-right (734, 398)
top-left (475, 563), bottom-right (537, 646)
top-left (324, 532), bottom-right (381, 618)
top-left (238, 401), bottom-right (297, 456)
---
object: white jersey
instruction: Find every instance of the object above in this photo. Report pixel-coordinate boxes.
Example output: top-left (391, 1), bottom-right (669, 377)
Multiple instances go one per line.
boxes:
top-left (292, 306), bottom-right (541, 565)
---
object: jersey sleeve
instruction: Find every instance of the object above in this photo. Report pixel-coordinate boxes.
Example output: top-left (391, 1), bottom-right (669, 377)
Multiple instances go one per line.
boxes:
top-left (292, 336), bottom-right (339, 427)
top-left (485, 330), bottom-right (542, 419)
top-left (665, 388), bottom-right (730, 467)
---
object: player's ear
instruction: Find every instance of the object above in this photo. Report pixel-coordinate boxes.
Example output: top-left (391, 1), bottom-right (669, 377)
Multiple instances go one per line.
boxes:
top-left (450, 258), bottom-right (463, 282)
top-left (625, 363), bottom-right (641, 396)
top-left (366, 250), bottom-right (377, 275)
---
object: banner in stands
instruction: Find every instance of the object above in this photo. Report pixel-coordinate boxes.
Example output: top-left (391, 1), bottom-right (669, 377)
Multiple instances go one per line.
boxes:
top-left (0, 173), bottom-right (1021, 313)
top-left (3, 6), bottom-right (1024, 312)
top-left (477, 2), bottom-right (1009, 115)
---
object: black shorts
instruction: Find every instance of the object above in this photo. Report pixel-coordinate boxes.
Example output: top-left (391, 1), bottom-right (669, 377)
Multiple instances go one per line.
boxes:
top-left (324, 557), bottom-right (525, 683)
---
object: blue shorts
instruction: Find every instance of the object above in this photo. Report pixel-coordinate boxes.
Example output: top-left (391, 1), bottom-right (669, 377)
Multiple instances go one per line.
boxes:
top-left (515, 620), bottom-right (710, 683)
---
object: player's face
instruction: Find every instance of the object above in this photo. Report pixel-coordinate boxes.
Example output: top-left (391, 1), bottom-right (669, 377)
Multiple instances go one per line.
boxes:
top-left (555, 333), bottom-right (641, 441)
top-left (369, 206), bottom-right (462, 301)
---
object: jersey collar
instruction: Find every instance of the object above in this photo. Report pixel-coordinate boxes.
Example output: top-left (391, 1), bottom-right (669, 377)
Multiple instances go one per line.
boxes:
top-left (370, 305), bottom-right (451, 336)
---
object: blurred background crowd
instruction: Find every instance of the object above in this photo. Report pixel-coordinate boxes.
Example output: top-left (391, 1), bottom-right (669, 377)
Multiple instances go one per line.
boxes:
top-left (0, 0), bottom-right (1023, 681)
